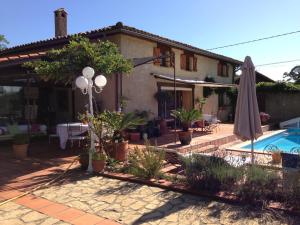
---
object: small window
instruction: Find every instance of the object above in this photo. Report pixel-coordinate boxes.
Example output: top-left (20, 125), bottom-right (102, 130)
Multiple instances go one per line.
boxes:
top-left (218, 62), bottom-right (229, 77)
top-left (180, 52), bottom-right (197, 71)
top-left (153, 45), bottom-right (172, 67)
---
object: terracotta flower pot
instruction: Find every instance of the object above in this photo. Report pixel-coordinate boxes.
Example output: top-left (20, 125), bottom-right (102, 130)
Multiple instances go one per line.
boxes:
top-left (13, 144), bottom-right (28, 159)
top-left (130, 132), bottom-right (140, 142)
top-left (106, 141), bottom-right (129, 161)
top-left (159, 119), bottom-right (167, 135)
top-left (92, 159), bottom-right (106, 172)
top-left (178, 130), bottom-right (193, 145)
top-left (272, 152), bottom-right (281, 164)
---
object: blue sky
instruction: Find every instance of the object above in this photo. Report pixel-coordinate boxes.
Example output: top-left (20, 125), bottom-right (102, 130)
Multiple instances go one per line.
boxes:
top-left (1, 0), bottom-right (300, 80)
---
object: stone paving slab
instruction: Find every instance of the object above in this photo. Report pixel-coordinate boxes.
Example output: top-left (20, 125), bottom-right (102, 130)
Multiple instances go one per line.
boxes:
top-left (0, 188), bottom-right (120, 225)
top-left (0, 201), bottom-right (71, 225)
top-left (33, 176), bottom-right (299, 225)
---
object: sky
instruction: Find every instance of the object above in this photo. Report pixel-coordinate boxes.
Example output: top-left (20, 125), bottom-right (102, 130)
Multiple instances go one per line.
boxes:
top-left (1, 0), bottom-right (300, 81)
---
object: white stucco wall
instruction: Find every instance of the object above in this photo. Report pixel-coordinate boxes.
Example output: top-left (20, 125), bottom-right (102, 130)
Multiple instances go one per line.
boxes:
top-left (73, 33), bottom-right (235, 119)
top-left (119, 34), bottom-right (233, 118)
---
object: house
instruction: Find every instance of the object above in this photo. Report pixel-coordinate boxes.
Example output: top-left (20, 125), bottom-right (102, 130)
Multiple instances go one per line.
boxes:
top-left (0, 8), bottom-right (242, 130)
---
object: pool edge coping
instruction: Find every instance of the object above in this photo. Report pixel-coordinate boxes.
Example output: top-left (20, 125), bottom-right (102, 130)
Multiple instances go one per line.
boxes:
top-left (226, 129), bottom-right (286, 154)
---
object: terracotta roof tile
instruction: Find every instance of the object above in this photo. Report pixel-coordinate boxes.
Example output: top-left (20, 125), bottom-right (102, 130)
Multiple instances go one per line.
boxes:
top-left (0, 58), bottom-right (8, 62)
top-left (0, 23), bottom-right (242, 65)
top-left (0, 51), bottom-right (46, 64)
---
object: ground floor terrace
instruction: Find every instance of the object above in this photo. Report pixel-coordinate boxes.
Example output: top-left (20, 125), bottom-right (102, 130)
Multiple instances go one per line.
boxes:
top-left (1, 124), bottom-right (300, 224)
top-left (0, 141), bottom-right (299, 225)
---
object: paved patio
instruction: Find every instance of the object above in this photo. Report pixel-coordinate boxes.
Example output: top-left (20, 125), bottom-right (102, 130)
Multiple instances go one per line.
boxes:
top-left (1, 133), bottom-right (298, 225)
top-left (32, 175), bottom-right (298, 225)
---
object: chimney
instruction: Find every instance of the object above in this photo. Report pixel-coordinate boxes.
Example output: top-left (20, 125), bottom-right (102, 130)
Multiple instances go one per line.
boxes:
top-left (54, 8), bottom-right (67, 37)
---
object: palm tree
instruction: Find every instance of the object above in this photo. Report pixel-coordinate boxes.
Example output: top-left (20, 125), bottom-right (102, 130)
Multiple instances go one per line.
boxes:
top-left (102, 110), bottom-right (145, 143)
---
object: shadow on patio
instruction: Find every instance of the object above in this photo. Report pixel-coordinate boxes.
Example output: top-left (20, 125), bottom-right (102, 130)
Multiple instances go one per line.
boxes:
top-left (131, 190), bottom-right (299, 225)
top-left (0, 138), bottom-right (86, 191)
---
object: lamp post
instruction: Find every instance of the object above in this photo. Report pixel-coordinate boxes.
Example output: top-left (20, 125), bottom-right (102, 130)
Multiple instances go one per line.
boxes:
top-left (75, 66), bottom-right (107, 173)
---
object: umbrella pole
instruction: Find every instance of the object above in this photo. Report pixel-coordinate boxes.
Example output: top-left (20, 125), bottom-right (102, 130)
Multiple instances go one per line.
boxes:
top-left (251, 139), bottom-right (254, 164)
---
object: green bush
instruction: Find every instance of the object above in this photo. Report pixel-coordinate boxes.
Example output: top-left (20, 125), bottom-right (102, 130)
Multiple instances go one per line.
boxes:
top-left (184, 154), bottom-right (243, 192)
top-left (13, 134), bottom-right (29, 145)
top-left (171, 108), bottom-right (201, 131)
top-left (238, 165), bottom-right (280, 202)
top-left (256, 82), bottom-right (300, 93)
top-left (128, 142), bottom-right (165, 179)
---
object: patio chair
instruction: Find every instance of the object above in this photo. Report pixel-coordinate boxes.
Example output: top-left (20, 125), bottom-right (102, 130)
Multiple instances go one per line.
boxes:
top-left (67, 123), bottom-right (87, 148)
top-left (193, 120), bottom-right (206, 132)
top-left (48, 126), bottom-right (59, 144)
top-left (48, 133), bottom-right (59, 144)
top-left (203, 114), bottom-right (220, 133)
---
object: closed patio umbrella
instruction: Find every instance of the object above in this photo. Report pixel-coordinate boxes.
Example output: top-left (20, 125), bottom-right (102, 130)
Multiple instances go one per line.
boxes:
top-left (234, 56), bottom-right (263, 164)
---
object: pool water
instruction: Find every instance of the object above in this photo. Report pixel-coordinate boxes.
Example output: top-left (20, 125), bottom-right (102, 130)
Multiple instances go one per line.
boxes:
top-left (242, 129), bottom-right (300, 153)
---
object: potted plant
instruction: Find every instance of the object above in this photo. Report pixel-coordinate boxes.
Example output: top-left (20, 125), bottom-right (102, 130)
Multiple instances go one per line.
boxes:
top-left (12, 133), bottom-right (30, 158)
top-left (79, 151), bottom-right (89, 170)
top-left (92, 151), bottom-right (107, 172)
top-left (129, 130), bottom-right (141, 142)
top-left (171, 108), bottom-right (201, 145)
top-left (102, 110), bottom-right (145, 161)
top-left (260, 112), bottom-right (270, 124)
top-left (272, 150), bottom-right (282, 164)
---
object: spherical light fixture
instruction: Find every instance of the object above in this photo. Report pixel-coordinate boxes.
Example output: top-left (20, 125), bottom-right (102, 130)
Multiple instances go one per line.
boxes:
top-left (75, 76), bottom-right (88, 90)
top-left (94, 75), bottom-right (107, 88)
top-left (82, 66), bottom-right (95, 79)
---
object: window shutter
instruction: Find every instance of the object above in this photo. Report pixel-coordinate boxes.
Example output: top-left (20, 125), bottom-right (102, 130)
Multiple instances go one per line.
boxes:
top-left (193, 57), bottom-right (197, 71)
top-left (226, 64), bottom-right (229, 77)
top-left (180, 54), bottom-right (186, 70)
top-left (153, 47), bottom-right (160, 65)
top-left (170, 51), bottom-right (175, 67)
top-left (217, 62), bottom-right (222, 76)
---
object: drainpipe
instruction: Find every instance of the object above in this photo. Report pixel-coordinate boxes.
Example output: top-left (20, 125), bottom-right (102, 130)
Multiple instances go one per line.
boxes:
top-left (115, 73), bottom-right (119, 111)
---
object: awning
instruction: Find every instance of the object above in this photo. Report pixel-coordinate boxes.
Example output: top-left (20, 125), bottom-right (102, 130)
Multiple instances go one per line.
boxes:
top-left (152, 73), bottom-right (236, 88)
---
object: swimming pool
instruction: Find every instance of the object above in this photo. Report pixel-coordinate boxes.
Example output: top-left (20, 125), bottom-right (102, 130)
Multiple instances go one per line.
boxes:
top-left (242, 129), bottom-right (300, 153)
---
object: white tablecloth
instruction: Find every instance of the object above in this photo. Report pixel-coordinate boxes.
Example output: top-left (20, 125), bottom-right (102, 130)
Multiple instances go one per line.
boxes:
top-left (56, 123), bottom-right (89, 149)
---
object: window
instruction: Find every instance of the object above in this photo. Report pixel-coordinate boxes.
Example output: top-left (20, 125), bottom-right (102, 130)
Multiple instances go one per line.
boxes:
top-left (56, 89), bottom-right (69, 112)
top-left (180, 52), bottom-right (197, 71)
top-left (153, 45), bottom-right (173, 67)
top-left (218, 61), bottom-right (229, 77)
top-left (0, 86), bottom-right (24, 124)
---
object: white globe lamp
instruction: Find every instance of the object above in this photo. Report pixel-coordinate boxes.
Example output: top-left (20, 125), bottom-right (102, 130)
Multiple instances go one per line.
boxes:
top-left (75, 76), bottom-right (88, 90)
top-left (82, 66), bottom-right (95, 79)
top-left (95, 75), bottom-right (107, 88)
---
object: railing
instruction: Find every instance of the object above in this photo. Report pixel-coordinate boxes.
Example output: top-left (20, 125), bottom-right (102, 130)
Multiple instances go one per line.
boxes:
top-left (263, 144), bottom-right (280, 153)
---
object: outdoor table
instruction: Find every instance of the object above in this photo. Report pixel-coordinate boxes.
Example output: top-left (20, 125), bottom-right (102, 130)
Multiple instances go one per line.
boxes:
top-left (56, 123), bottom-right (89, 149)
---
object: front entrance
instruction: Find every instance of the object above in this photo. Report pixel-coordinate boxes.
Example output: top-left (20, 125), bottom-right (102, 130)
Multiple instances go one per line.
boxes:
top-left (158, 89), bottom-right (193, 119)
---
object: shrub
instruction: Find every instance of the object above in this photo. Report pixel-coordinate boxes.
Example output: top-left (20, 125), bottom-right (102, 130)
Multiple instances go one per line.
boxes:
top-left (184, 154), bottom-right (243, 192)
top-left (92, 151), bottom-right (107, 161)
top-left (238, 165), bottom-right (280, 202)
top-left (13, 134), bottom-right (29, 145)
top-left (128, 142), bottom-right (165, 179)
top-left (281, 170), bottom-right (300, 207)
top-left (256, 82), bottom-right (300, 93)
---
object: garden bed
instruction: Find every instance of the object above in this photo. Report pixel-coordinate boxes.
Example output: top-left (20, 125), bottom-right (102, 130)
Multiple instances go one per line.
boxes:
top-left (92, 148), bottom-right (300, 216)
top-left (99, 170), bottom-right (300, 216)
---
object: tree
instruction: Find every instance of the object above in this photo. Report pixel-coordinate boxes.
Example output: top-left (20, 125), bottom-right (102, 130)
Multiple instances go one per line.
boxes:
top-left (24, 36), bottom-right (132, 84)
top-left (283, 66), bottom-right (300, 84)
top-left (0, 35), bottom-right (9, 50)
